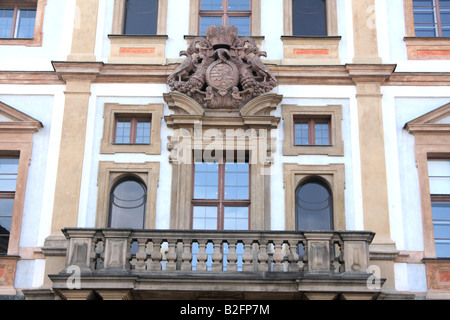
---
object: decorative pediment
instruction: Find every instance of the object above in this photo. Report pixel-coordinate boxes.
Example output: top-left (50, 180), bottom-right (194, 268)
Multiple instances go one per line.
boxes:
top-left (167, 25), bottom-right (277, 110)
top-left (0, 101), bottom-right (43, 133)
top-left (405, 102), bottom-right (450, 134)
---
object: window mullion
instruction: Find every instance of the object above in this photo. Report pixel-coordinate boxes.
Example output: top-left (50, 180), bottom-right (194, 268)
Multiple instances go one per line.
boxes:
top-left (309, 119), bottom-right (315, 145)
top-left (10, 6), bottom-right (18, 38)
top-left (436, 0), bottom-right (443, 36)
top-left (130, 117), bottom-right (137, 143)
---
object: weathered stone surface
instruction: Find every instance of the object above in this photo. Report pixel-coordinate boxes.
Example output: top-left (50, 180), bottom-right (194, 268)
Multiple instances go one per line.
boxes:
top-left (167, 25), bottom-right (277, 109)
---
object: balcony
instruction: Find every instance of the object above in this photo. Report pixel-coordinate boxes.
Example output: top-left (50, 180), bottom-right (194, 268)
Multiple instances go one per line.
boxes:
top-left (48, 228), bottom-right (384, 300)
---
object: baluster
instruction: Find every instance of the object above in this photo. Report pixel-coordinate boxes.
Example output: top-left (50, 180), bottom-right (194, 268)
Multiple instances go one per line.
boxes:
top-left (149, 239), bottom-right (162, 271)
top-left (226, 240), bottom-right (238, 272)
top-left (135, 238), bottom-right (148, 271)
top-left (165, 239), bottom-right (178, 271)
top-left (257, 241), bottom-right (269, 272)
top-left (287, 240), bottom-right (300, 272)
top-left (211, 240), bottom-right (223, 271)
top-left (272, 240), bottom-right (284, 272)
top-left (195, 239), bottom-right (208, 271)
top-left (181, 240), bottom-right (192, 271)
top-left (242, 239), bottom-right (254, 272)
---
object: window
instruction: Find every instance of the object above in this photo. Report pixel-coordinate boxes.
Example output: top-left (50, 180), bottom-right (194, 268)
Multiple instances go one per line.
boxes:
top-left (114, 116), bottom-right (151, 144)
top-left (412, 0), bottom-right (450, 37)
top-left (292, 0), bottom-right (327, 36)
top-left (283, 163), bottom-right (345, 231)
top-left (294, 117), bottom-right (330, 146)
top-left (123, 0), bottom-right (159, 35)
top-left (101, 103), bottom-right (163, 155)
top-left (199, 0), bottom-right (251, 36)
top-left (282, 105), bottom-right (343, 156)
top-left (295, 178), bottom-right (333, 231)
top-left (192, 158), bottom-right (250, 230)
top-left (0, 5), bottom-right (36, 39)
top-left (109, 177), bottom-right (147, 229)
top-left (0, 157), bottom-right (18, 255)
top-left (428, 159), bottom-right (450, 257)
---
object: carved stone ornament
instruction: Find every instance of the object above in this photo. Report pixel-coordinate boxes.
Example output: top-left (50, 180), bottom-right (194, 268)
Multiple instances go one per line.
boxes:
top-left (167, 25), bottom-right (277, 109)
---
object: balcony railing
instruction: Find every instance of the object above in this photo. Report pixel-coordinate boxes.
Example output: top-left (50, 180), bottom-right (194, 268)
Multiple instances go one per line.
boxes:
top-left (61, 228), bottom-right (375, 275)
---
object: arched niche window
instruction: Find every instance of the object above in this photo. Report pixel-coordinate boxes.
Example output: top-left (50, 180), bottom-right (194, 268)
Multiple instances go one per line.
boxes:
top-left (295, 178), bottom-right (334, 231)
top-left (109, 177), bottom-right (147, 229)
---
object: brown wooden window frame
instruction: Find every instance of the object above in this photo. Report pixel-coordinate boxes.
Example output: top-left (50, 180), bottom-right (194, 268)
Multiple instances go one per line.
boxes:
top-left (412, 0), bottom-right (450, 37)
top-left (0, 2), bottom-right (36, 39)
top-left (293, 116), bottom-right (331, 146)
top-left (0, 0), bottom-right (46, 47)
top-left (191, 155), bottom-right (251, 230)
top-left (113, 114), bottom-right (152, 145)
top-left (199, 0), bottom-right (252, 35)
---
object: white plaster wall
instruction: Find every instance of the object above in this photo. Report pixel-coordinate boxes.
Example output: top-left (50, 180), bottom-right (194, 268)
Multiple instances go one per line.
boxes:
top-left (0, 0), bottom-right (75, 70)
top-left (77, 83), bottom-right (174, 230)
top-left (382, 86), bottom-right (450, 293)
top-left (0, 85), bottom-right (65, 289)
top-left (270, 85), bottom-right (362, 231)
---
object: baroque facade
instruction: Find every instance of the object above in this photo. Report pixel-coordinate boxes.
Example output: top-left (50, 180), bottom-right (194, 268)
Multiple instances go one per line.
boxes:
top-left (0, 0), bottom-right (449, 300)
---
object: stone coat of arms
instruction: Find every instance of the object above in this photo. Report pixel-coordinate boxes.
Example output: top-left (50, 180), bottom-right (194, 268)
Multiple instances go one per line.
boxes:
top-left (167, 25), bottom-right (277, 109)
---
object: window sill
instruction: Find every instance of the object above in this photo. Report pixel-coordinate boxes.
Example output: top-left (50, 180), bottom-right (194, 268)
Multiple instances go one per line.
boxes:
top-left (108, 34), bottom-right (168, 64)
top-left (281, 36), bottom-right (341, 65)
top-left (404, 37), bottom-right (450, 60)
top-left (0, 36), bottom-right (42, 47)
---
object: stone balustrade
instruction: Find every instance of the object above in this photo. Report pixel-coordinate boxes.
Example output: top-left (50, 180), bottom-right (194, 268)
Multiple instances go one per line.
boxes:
top-left (60, 228), bottom-right (375, 275)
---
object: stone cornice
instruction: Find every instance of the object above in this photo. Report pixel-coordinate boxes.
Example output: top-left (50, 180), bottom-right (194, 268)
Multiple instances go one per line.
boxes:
top-left (0, 62), bottom-right (449, 87)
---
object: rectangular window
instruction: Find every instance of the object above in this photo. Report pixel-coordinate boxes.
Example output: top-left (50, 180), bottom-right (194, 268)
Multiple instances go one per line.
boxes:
top-left (192, 158), bottom-right (250, 230)
top-left (114, 116), bottom-right (151, 144)
top-left (294, 117), bottom-right (330, 146)
top-left (428, 159), bottom-right (450, 257)
top-left (0, 157), bottom-right (19, 255)
top-left (0, 5), bottom-right (36, 39)
top-left (292, 0), bottom-right (327, 36)
top-left (123, 0), bottom-right (159, 35)
top-left (413, 0), bottom-right (450, 37)
top-left (199, 0), bottom-right (251, 36)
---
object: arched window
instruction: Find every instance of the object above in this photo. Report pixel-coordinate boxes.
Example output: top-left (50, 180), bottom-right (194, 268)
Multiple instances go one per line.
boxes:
top-left (295, 178), bottom-right (333, 231)
top-left (109, 177), bottom-right (147, 229)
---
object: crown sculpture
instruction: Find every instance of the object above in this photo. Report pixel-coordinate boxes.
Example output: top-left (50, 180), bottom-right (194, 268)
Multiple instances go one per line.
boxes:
top-left (167, 25), bottom-right (277, 109)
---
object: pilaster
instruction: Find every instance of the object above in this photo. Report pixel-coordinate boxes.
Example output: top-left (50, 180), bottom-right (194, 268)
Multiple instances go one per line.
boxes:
top-left (67, 0), bottom-right (99, 61)
top-left (347, 64), bottom-right (398, 290)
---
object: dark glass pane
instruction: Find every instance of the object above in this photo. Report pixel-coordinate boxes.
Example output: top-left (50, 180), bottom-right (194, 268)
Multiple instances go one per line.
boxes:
top-left (201, 0), bottom-right (223, 11)
top-left (194, 162), bottom-right (219, 199)
top-left (109, 179), bottom-right (146, 228)
top-left (294, 122), bottom-right (309, 145)
top-left (0, 9), bottom-right (14, 38)
top-left (228, 0), bottom-right (250, 11)
top-left (413, 10), bottom-right (436, 24)
top-left (432, 202), bottom-right (450, 220)
top-left (435, 240), bottom-right (450, 257)
top-left (200, 16), bottom-right (223, 35)
top-left (135, 120), bottom-right (151, 144)
top-left (124, 0), bottom-right (159, 35)
top-left (115, 120), bottom-right (131, 144)
top-left (292, 0), bottom-right (327, 36)
top-left (413, 0), bottom-right (435, 6)
top-left (17, 9), bottom-right (36, 38)
top-left (295, 181), bottom-right (333, 230)
top-left (415, 26), bottom-right (438, 36)
top-left (227, 16), bottom-right (250, 36)
top-left (315, 122), bottom-right (329, 145)
top-left (442, 25), bottom-right (450, 36)
top-left (224, 162), bottom-right (249, 200)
